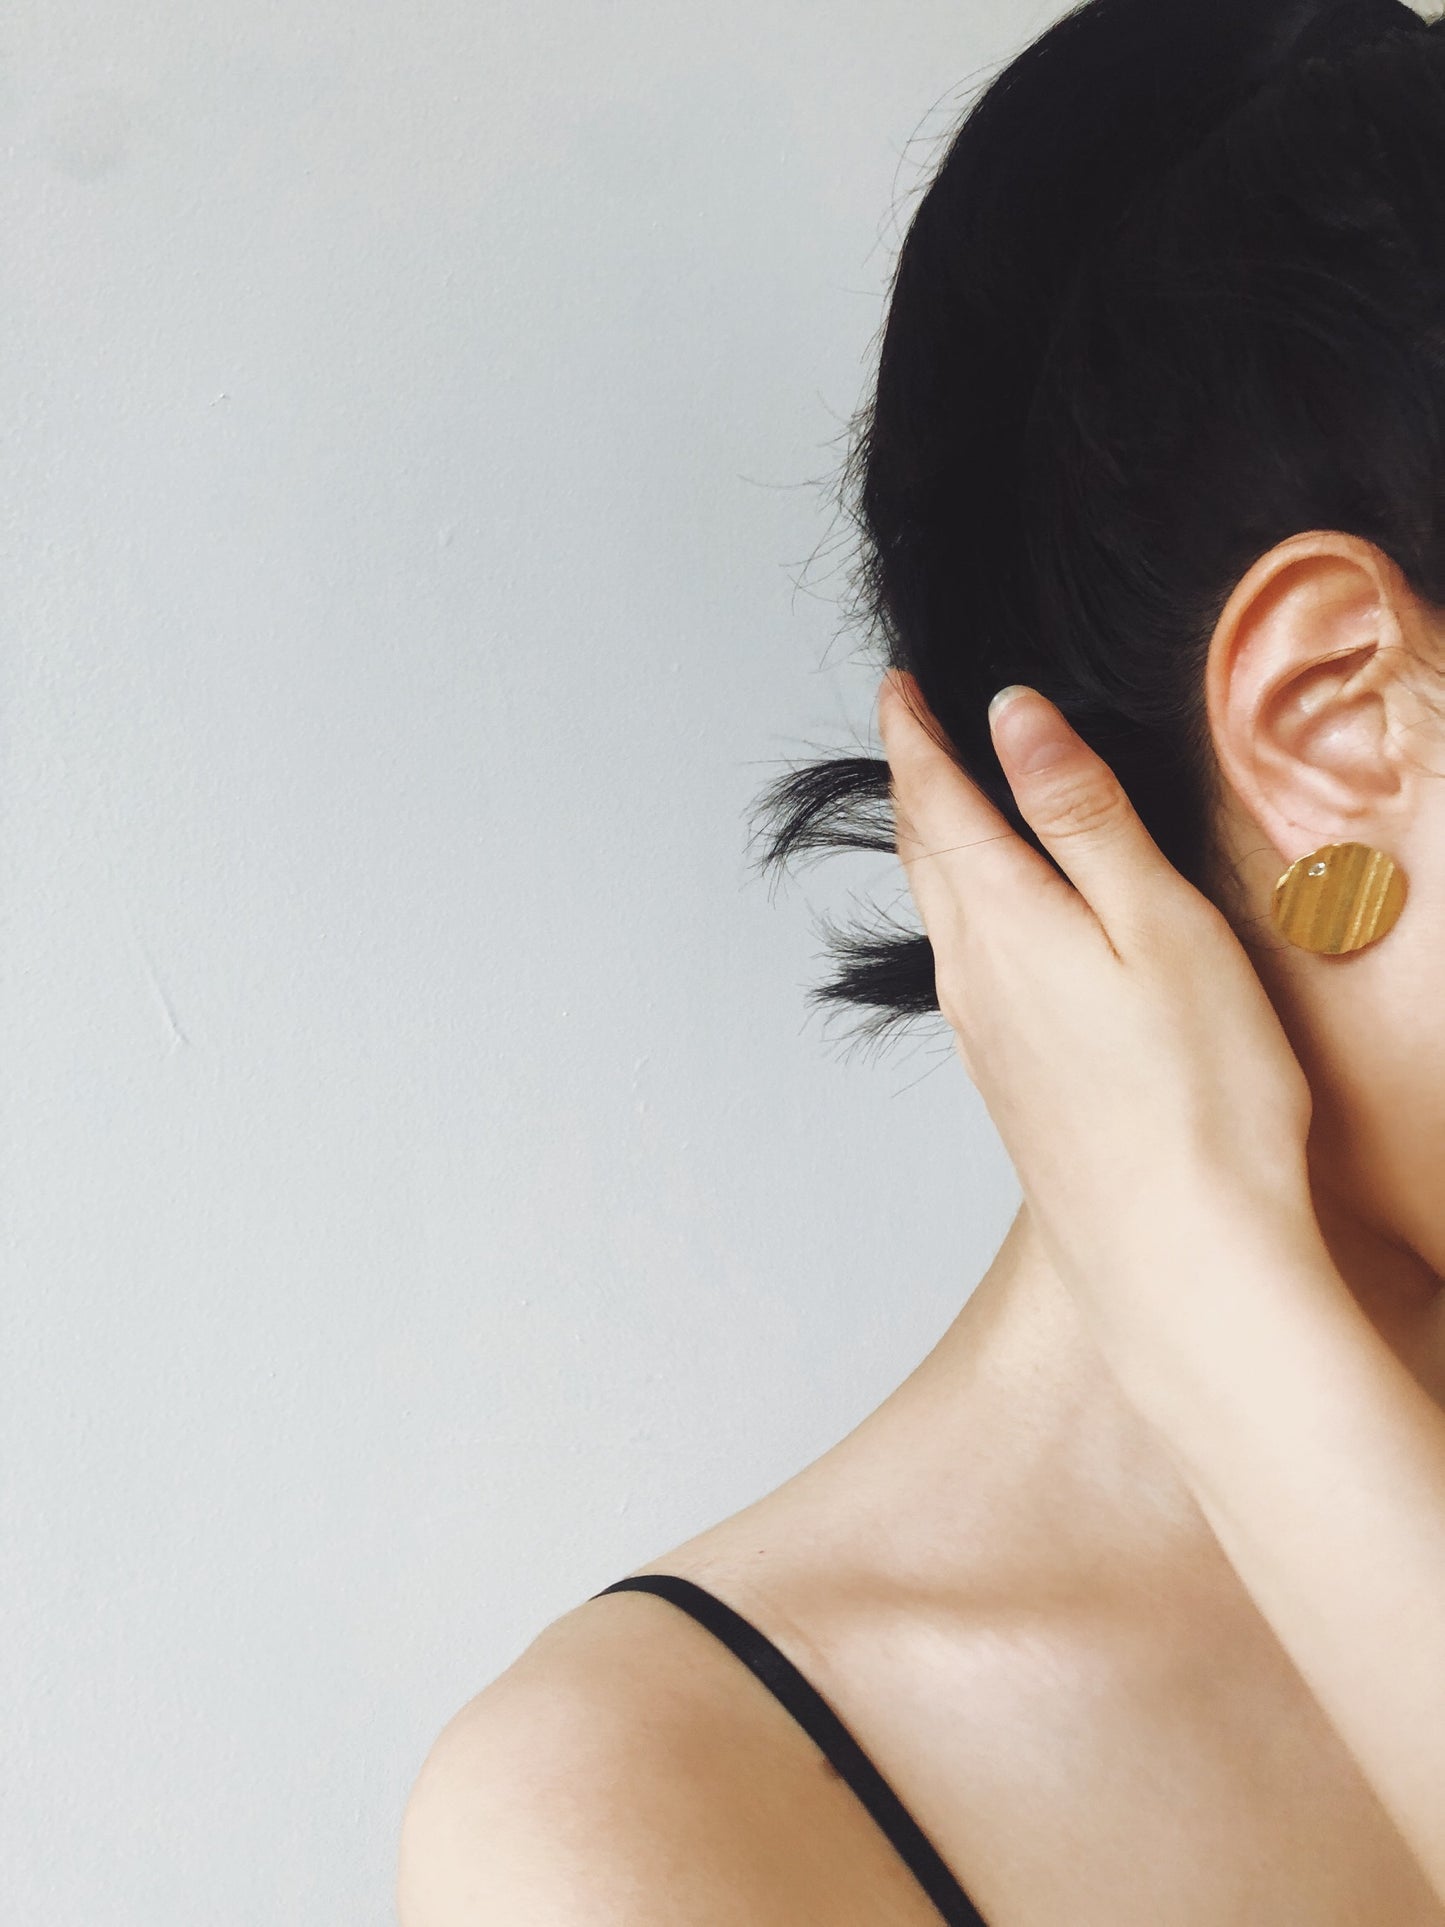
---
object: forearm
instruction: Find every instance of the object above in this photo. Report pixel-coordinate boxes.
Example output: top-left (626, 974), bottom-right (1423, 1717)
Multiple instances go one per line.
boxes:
top-left (1093, 1205), bottom-right (1445, 1900)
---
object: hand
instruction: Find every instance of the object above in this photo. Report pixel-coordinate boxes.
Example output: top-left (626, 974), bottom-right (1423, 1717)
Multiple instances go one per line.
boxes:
top-left (876, 671), bottom-right (1319, 1335)
top-left (880, 674), bottom-right (1445, 1905)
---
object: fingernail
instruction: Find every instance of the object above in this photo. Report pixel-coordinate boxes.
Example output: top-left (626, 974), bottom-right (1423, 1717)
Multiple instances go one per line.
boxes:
top-left (988, 684), bottom-right (1032, 724)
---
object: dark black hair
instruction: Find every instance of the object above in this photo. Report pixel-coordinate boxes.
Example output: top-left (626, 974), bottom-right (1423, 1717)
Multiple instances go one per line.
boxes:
top-left (750, 0), bottom-right (1445, 1043)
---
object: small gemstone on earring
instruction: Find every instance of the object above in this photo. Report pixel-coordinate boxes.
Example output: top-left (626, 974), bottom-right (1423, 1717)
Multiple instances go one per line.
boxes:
top-left (1307, 862), bottom-right (1328, 877)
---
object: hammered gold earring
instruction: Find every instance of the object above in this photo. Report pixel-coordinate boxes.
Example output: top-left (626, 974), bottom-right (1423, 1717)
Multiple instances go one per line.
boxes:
top-left (1270, 842), bottom-right (1408, 954)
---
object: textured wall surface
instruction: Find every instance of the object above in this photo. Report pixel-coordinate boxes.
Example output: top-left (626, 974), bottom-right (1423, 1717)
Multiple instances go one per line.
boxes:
top-left (0, 3), bottom-right (1043, 1918)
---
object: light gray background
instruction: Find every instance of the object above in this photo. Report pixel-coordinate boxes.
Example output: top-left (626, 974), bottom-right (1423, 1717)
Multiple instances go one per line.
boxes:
top-left (0, 3), bottom-right (1052, 1920)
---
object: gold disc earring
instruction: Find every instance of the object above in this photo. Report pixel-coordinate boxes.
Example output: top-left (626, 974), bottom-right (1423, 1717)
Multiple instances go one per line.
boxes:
top-left (1270, 841), bottom-right (1408, 954)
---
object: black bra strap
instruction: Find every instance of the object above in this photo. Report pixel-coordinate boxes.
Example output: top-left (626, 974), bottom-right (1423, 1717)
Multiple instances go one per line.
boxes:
top-left (591, 1572), bottom-right (988, 1926)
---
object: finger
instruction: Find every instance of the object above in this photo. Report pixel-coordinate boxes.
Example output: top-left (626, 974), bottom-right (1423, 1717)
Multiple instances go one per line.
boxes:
top-left (876, 670), bottom-right (1077, 931)
top-left (986, 683), bottom-right (1192, 940)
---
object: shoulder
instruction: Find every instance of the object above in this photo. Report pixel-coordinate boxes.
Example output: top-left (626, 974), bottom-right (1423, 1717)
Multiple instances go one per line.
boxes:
top-left (396, 1590), bottom-right (804, 1927)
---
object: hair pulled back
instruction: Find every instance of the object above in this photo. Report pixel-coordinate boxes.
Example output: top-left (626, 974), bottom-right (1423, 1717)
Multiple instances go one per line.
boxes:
top-left (752, 0), bottom-right (1445, 1041)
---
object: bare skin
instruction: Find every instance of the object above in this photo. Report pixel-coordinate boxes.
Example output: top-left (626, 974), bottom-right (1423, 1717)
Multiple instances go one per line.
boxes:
top-left (399, 534), bottom-right (1445, 1923)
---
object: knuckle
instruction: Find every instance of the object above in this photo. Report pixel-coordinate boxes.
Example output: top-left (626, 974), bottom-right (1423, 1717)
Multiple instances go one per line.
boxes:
top-left (1034, 772), bottom-right (1130, 842)
top-left (911, 762), bottom-right (954, 821)
top-left (876, 682), bottom-right (902, 753)
top-left (935, 970), bottom-right (966, 1032)
top-left (930, 929), bottom-right (972, 1034)
top-left (1106, 869), bottom-right (1218, 959)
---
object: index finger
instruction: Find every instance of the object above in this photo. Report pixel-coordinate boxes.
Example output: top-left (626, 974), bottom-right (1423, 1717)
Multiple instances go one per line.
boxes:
top-left (881, 671), bottom-right (1202, 952)
top-left (876, 670), bottom-right (1076, 929)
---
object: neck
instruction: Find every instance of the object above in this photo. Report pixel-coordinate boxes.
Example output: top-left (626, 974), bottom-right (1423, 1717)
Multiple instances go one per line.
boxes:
top-left (795, 1195), bottom-right (1444, 1620)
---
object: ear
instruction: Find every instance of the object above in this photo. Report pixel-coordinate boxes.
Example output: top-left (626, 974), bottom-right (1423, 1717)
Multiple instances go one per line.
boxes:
top-left (1204, 531), bottom-right (1430, 868)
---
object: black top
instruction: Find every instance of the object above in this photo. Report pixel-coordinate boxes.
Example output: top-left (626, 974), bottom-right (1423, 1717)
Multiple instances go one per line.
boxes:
top-left (591, 1572), bottom-right (988, 1926)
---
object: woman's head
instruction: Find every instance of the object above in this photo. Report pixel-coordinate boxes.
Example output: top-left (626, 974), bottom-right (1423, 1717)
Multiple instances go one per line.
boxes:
top-left (754, 0), bottom-right (1445, 1270)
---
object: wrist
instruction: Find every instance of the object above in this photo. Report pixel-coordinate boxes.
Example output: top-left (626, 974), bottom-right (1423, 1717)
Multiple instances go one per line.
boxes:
top-left (1069, 1185), bottom-right (1358, 1433)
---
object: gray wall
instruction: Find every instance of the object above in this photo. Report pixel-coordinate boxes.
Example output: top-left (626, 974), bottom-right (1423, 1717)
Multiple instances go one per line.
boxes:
top-left (1, 3), bottom-right (1046, 1920)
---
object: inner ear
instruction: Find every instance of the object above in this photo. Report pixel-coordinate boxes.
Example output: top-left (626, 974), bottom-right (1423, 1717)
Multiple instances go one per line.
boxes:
top-left (1263, 643), bottom-right (1393, 792)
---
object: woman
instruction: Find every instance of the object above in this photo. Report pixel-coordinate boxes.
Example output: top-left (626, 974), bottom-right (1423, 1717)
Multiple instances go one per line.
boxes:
top-left (399, 0), bottom-right (1445, 1918)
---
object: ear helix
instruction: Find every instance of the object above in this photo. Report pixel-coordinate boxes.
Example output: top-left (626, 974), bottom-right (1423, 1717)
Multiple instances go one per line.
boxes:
top-left (1270, 842), bottom-right (1408, 954)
